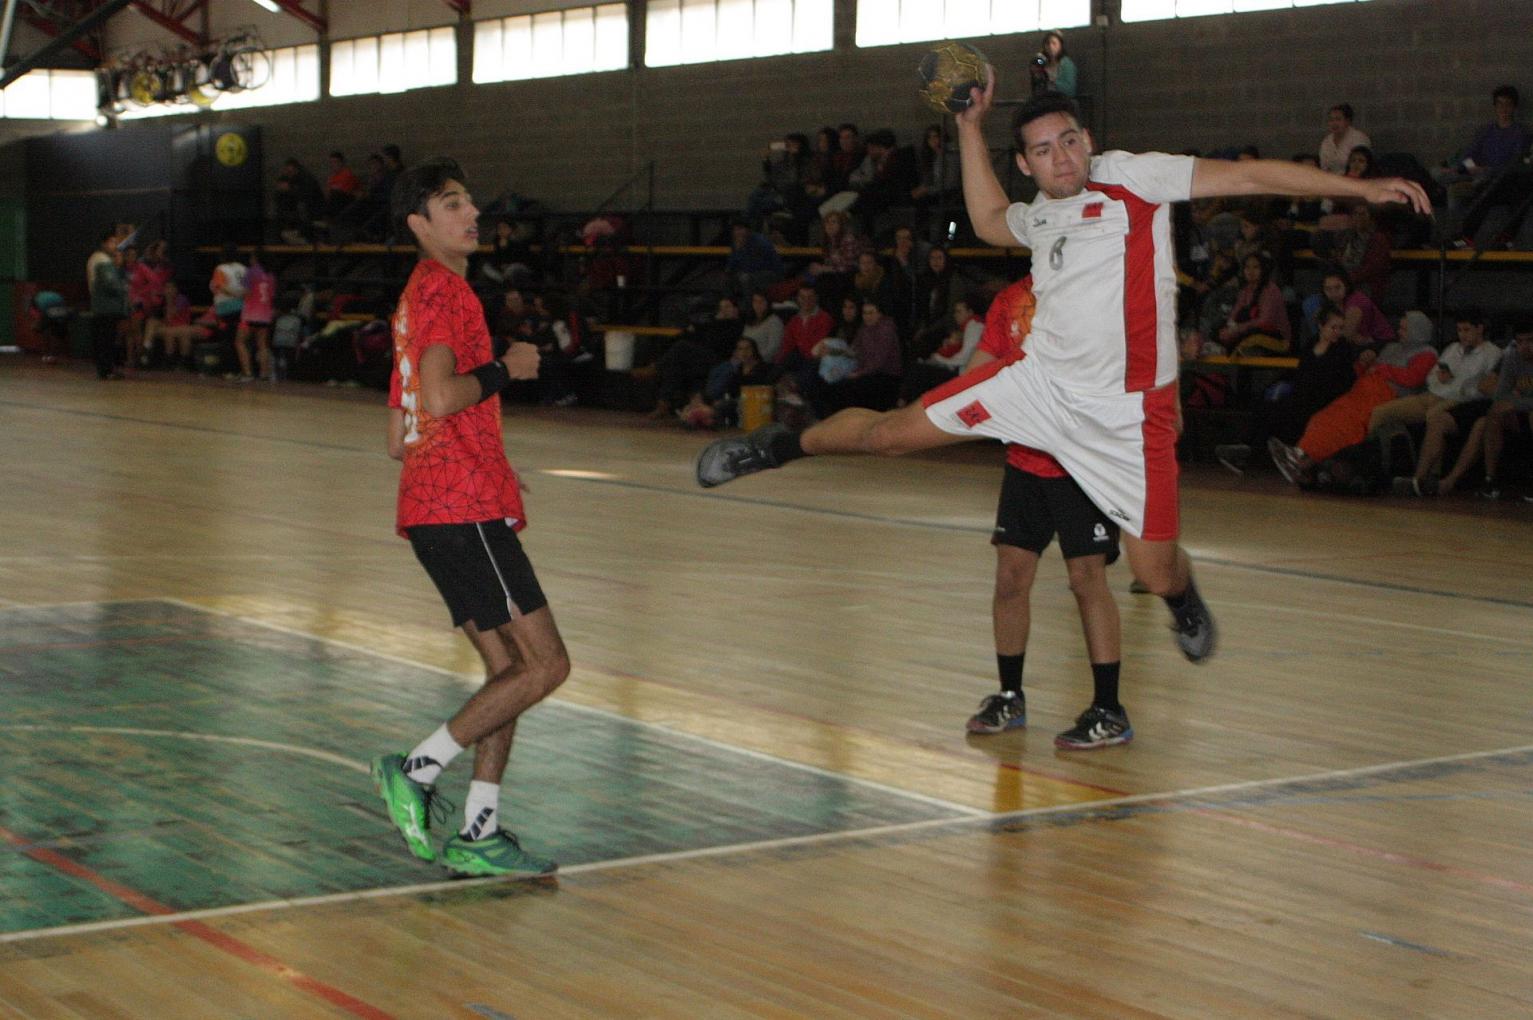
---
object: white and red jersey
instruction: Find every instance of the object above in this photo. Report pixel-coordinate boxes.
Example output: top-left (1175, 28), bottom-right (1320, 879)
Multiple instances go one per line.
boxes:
top-left (1003, 150), bottom-right (1194, 396)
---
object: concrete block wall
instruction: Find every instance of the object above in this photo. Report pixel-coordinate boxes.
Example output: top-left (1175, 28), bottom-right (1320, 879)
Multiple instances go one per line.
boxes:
top-left (87, 0), bottom-right (1533, 213)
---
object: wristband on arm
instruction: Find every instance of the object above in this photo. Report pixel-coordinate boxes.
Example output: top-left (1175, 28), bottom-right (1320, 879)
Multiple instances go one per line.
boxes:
top-left (470, 359), bottom-right (511, 401)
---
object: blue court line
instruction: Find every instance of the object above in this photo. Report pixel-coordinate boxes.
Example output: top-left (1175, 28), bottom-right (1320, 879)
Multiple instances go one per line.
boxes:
top-left (8, 397), bottom-right (1532, 611)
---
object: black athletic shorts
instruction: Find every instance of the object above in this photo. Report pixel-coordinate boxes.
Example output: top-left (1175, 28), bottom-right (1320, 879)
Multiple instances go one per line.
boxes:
top-left (407, 519), bottom-right (548, 631)
top-left (1444, 398), bottom-right (1491, 433)
top-left (992, 463), bottom-right (1120, 564)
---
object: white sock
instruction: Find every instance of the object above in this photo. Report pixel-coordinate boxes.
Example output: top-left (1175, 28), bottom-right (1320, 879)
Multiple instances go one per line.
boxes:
top-left (403, 724), bottom-right (464, 785)
top-left (462, 780), bottom-right (500, 840)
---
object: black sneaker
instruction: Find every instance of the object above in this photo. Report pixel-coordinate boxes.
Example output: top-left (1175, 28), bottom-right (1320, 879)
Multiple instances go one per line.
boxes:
top-left (1214, 443), bottom-right (1250, 476)
top-left (965, 691), bottom-right (1026, 734)
top-left (1054, 705), bottom-right (1133, 750)
top-left (1478, 481), bottom-right (1503, 500)
top-left (696, 423), bottom-right (790, 488)
top-left (1168, 583), bottom-right (1217, 662)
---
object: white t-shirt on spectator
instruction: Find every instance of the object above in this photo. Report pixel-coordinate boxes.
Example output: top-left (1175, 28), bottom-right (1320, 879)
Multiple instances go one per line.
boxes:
top-left (1319, 126), bottom-right (1372, 175)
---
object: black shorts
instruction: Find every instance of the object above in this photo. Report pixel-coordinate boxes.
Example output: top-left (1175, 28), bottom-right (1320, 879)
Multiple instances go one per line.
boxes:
top-left (407, 520), bottom-right (548, 631)
top-left (992, 464), bottom-right (1120, 564)
top-left (1444, 398), bottom-right (1491, 433)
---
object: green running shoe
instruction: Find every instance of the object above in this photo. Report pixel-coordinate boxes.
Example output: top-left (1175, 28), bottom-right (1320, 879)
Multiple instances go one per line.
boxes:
top-left (370, 753), bottom-right (445, 862)
top-left (442, 828), bottom-right (558, 877)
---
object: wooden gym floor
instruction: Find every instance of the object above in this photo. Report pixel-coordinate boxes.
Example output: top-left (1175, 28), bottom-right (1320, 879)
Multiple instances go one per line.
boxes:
top-left (1, 360), bottom-right (1530, 1019)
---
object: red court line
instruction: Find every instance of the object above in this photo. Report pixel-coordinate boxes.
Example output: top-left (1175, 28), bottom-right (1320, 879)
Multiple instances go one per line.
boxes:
top-left (0, 824), bottom-right (397, 1019)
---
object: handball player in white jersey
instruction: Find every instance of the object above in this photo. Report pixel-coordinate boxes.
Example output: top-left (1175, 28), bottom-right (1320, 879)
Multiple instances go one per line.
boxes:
top-left (698, 69), bottom-right (1430, 661)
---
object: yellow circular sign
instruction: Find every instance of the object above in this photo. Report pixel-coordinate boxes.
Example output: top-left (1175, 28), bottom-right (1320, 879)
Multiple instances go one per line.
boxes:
top-left (215, 132), bottom-right (248, 167)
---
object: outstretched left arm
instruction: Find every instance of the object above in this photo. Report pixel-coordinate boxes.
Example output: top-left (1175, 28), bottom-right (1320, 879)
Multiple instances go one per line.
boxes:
top-left (1191, 158), bottom-right (1432, 215)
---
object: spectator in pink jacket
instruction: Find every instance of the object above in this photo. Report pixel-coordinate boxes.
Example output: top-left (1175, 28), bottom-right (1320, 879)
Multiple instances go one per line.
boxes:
top-left (1218, 252), bottom-right (1291, 355)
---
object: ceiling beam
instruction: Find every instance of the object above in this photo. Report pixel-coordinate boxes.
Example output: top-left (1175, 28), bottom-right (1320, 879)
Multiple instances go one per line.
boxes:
top-left (265, 0), bottom-right (324, 34)
top-left (15, 8), bottom-right (104, 65)
top-left (1, 0), bottom-right (129, 88)
top-left (440, 0), bottom-right (469, 12)
top-left (129, 0), bottom-right (202, 45)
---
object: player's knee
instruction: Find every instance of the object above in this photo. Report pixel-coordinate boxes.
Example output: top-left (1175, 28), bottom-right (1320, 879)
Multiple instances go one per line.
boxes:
top-left (863, 416), bottom-right (908, 456)
top-left (1065, 559), bottom-right (1107, 598)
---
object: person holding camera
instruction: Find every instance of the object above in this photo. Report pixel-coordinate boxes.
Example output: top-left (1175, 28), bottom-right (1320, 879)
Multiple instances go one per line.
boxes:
top-left (1029, 30), bottom-right (1076, 98)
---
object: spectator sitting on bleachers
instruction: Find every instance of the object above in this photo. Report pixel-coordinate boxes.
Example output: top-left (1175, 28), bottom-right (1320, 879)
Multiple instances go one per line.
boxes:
top-left (532, 290), bottom-right (592, 407)
top-left (747, 133), bottom-right (815, 241)
top-left (1387, 310), bottom-right (1505, 495)
top-left (913, 245), bottom-right (957, 333)
top-left (1216, 304), bottom-right (1370, 475)
top-left (1432, 322), bottom-right (1533, 498)
top-left (493, 287), bottom-right (534, 352)
top-left (1269, 309), bottom-right (1437, 486)
top-left (650, 295), bottom-right (744, 420)
top-left (332, 152), bottom-right (393, 242)
top-left (1217, 252), bottom-right (1291, 355)
top-left (1324, 203), bottom-right (1393, 304)
top-left (885, 225), bottom-right (925, 331)
top-left (826, 123), bottom-right (864, 198)
top-left (725, 218), bottom-right (784, 302)
top-left (808, 209), bottom-right (864, 310)
top-left (900, 292), bottom-right (985, 404)
top-left (143, 280), bottom-right (210, 371)
top-left (778, 283), bottom-right (834, 368)
top-left (1433, 85), bottom-right (1533, 244)
top-left (740, 290), bottom-right (784, 364)
top-left (481, 218), bottom-right (537, 288)
top-left (323, 151), bottom-right (361, 220)
top-left (912, 125), bottom-right (959, 215)
top-left (809, 296), bottom-right (902, 417)
top-left (274, 158), bottom-right (323, 245)
top-left (680, 337), bottom-right (775, 429)
top-left (850, 128), bottom-right (919, 233)
top-left (1305, 267), bottom-right (1395, 349)
top-left (852, 250), bottom-right (890, 306)
top-left (1319, 103), bottom-right (1371, 175)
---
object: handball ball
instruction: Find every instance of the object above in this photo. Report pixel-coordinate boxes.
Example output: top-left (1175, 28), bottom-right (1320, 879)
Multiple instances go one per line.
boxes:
top-left (918, 41), bottom-right (989, 115)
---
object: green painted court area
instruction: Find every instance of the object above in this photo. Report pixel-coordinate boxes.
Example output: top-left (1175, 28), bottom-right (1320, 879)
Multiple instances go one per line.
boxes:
top-left (0, 601), bottom-right (956, 935)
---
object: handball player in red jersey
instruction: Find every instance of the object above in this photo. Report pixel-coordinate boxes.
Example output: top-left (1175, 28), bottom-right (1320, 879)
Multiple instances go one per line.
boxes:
top-left (373, 157), bottom-right (566, 877)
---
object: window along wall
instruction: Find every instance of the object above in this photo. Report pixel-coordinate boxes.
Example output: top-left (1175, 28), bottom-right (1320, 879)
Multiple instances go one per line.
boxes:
top-left (473, 4), bottom-right (628, 83)
top-left (645, 0), bottom-right (833, 68)
top-left (1120, 0), bottom-right (1374, 21)
top-left (330, 27), bottom-right (456, 97)
top-left (854, 0), bottom-right (1089, 47)
top-left (2, 69), bottom-right (96, 120)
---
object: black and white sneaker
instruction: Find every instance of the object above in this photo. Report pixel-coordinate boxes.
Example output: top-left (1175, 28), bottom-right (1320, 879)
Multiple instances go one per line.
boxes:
top-left (1267, 436), bottom-right (1305, 486)
top-left (696, 423), bottom-right (790, 488)
top-left (1054, 705), bottom-right (1133, 750)
top-left (1214, 443), bottom-right (1250, 476)
top-left (1169, 583), bottom-right (1217, 662)
top-left (966, 691), bottom-right (1027, 734)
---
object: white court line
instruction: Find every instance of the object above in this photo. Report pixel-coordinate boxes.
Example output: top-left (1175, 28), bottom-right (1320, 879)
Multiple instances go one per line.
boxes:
top-left (0, 725), bottom-right (367, 774)
top-left (4, 740), bottom-right (1530, 947)
top-left (159, 597), bottom-right (984, 817)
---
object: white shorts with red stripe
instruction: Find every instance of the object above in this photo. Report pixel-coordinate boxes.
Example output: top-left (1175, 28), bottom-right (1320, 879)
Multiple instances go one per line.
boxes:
top-left (920, 356), bottom-right (1180, 541)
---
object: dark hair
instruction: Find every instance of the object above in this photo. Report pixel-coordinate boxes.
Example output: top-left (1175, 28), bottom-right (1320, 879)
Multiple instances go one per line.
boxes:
top-left (866, 128), bottom-right (897, 149)
top-left (1041, 30), bottom-right (1066, 59)
top-left (1346, 145), bottom-right (1376, 176)
top-left (382, 143), bottom-right (403, 162)
top-left (1320, 265), bottom-right (1352, 293)
top-left (1454, 308), bottom-right (1487, 326)
top-left (785, 132), bottom-right (809, 151)
top-left (837, 122), bottom-right (859, 136)
top-left (1011, 92), bottom-right (1080, 149)
top-left (1493, 85), bottom-right (1519, 107)
top-left (329, 150), bottom-right (344, 161)
top-left (1329, 103), bottom-right (1354, 122)
top-left (1243, 251), bottom-right (1277, 293)
top-left (1513, 319), bottom-right (1533, 336)
top-left (736, 336), bottom-right (762, 360)
top-left (729, 217), bottom-right (751, 231)
top-left (1317, 303), bottom-right (1346, 326)
top-left (100, 229), bottom-right (117, 244)
top-left (747, 291), bottom-right (773, 325)
top-left (392, 157), bottom-right (465, 245)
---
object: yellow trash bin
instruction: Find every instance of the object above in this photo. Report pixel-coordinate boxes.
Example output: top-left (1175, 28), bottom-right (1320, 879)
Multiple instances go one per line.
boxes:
top-left (739, 384), bottom-right (774, 431)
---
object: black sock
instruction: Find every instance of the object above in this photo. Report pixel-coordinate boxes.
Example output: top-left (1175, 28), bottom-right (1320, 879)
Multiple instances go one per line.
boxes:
top-left (768, 429), bottom-right (807, 465)
top-left (997, 653), bottom-right (1024, 694)
top-left (1162, 577), bottom-right (1198, 612)
top-left (1091, 662), bottom-right (1122, 713)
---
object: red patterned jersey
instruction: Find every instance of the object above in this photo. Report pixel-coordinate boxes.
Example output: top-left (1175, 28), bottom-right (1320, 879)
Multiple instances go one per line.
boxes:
top-left (388, 259), bottom-right (526, 536)
top-left (977, 277), bottom-right (1065, 479)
